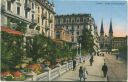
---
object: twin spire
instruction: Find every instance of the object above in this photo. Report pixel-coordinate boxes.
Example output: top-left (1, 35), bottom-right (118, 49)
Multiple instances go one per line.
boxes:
top-left (100, 19), bottom-right (113, 34)
top-left (100, 19), bottom-right (104, 33)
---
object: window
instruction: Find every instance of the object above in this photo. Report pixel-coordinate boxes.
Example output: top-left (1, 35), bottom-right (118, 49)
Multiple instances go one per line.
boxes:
top-left (69, 18), bottom-right (71, 23)
top-left (78, 25), bottom-right (79, 29)
top-left (38, 17), bottom-right (40, 23)
top-left (75, 17), bottom-right (77, 22)
top-left (58, 19), bottom-right (60, 24)
top-left (17, 6), bottom-right (20, 15)
top-left (71, 26), bottom-right (74, 30)
top-left (63, 18), bottom-right (66, 23)
top-left (42, 18), bottom-right (44, 25)
top-left (66, 19), bottom-right (69, 23)
top-left (7, 1), bottom-right (11, 11)
top-left (77, 19), bottom-right (79, 22)
top-left (56, 31), bottom-right (60, 39)
top-left (72, 32), bottom-right (74, 35)
top-left (80, 18), bottom-right (83, 22)
top-left (32, 2), bottom-right (34, 9)
top-left (72, 38), bottom-right (74, 42)
top-left (38, 7), bottom-right (40, 13)
top-left (77, 31), bottom-right (79, 35)
top-left (25, 0), bottom-right (27, 4)
top-left (32, 14), bottom-right (34, 21)
top-left (25, 11), bottom-right (28, 18)
top-left (84, 18), bottom-right (86, 22)
top-left (66, 26), bottom-right (68, 30)
top-left (72, 19), bottom-right (74, 23)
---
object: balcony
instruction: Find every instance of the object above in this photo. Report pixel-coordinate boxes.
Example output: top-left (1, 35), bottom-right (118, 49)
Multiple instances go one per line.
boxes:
top-left (49, 19), bottom-right (53, 23)
top-left (32, 19), bottom-right (38, 24)
top-left (24, 4), bottom-right (31, 11)
top-left (7, 0), bottom-right (16, 3)
top-left (41, 14), bottom-right (47, 19)
top-left (16, 0), bottom-right (21, 6)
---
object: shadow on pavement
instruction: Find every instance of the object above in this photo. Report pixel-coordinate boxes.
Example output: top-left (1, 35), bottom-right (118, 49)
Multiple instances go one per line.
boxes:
top-left (89, 74), bottom-right (103, 78)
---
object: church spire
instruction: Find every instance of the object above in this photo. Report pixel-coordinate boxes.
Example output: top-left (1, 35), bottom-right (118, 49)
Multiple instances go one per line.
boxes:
top-left (109, 19), bottom-right (113, 33)
top-left (100, 19), bottom-right (104, 34)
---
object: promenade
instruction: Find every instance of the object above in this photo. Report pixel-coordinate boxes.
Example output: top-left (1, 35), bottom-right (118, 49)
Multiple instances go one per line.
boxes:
top-left (54, 55), bottom-right (107, 81)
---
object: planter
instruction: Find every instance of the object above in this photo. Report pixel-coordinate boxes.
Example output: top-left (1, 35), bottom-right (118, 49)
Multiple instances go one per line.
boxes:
top-left (12, 71), bottom-right (22, 77)
top-left (1, 71), bottom-right (11, 77)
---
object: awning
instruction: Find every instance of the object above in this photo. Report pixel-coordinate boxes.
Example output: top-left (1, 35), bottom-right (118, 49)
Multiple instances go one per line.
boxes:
top-left (1, 26), bottom-right (23, 35)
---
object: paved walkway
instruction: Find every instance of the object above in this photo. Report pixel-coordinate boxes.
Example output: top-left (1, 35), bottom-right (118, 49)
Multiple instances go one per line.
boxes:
top-left (105, 54), bottom-right (127, 81)
top-left (54, 56), bottom-right (107, 81)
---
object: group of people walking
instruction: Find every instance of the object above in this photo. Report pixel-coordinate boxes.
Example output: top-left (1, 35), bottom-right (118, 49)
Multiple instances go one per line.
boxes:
top-left (73, 55), bottom-right (108, 81)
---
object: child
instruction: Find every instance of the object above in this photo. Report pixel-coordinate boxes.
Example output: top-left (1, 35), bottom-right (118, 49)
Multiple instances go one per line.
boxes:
top-left (83, 67), bottom-right (88, 81)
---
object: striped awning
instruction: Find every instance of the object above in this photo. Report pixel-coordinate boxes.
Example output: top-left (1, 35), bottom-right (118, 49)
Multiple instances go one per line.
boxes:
top-left (1, 26), bottom-right (23, 35)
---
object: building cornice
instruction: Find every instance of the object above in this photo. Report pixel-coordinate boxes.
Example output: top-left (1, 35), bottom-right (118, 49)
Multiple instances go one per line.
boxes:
top-left (55, 14), bottom-right (91, 17)
top-left (36, 0), bottom-right (55, 14)
top-left (2, 10), bottom-right (32, 24)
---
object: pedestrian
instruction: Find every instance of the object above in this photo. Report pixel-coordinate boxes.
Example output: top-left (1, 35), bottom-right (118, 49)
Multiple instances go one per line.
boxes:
top-left (79, 66), bottom-right (84, 81)
top-left (116, 54), bottom-right (118, 60)
top-left (89, 56), bottom-right (94, 66)
top-left (83, 67), bottom-right (88, 81)
top-left (73, 59), bottom-right (76, 71)
top-left (102, 63), bottom-right (108, 77)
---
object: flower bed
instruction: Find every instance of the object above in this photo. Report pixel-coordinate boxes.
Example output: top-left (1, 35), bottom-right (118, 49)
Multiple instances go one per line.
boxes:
top-left (26, 64), bottom-right (42, 75)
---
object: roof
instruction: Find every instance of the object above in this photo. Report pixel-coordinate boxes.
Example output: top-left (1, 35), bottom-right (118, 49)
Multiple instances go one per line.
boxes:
top-left (113, 37), bottom-right (126, 40)
top-left (1, 26), bottom-right (23, 36)
top-left (55, 13), bottom-right (91, 17)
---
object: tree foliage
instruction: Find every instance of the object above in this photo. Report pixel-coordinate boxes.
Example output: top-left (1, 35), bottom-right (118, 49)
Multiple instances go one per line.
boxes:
top-left (1, 32), bottom-right (24, 71)
top-left (80, 27), bottom-right (95, 53)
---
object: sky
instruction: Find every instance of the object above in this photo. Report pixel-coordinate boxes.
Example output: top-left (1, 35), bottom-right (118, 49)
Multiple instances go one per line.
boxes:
top-left (51, 0), bottom-right (128, 37)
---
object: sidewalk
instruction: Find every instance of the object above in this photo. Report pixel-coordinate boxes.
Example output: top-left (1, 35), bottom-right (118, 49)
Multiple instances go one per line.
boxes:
top-left (105, 54), bottom-right (127, 81)
top-left (53, 56), bottom-right (107, 81)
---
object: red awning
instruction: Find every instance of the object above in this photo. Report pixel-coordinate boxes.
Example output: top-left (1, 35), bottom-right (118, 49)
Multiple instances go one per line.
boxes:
top-left (1, 26), bottom-right (23, 35)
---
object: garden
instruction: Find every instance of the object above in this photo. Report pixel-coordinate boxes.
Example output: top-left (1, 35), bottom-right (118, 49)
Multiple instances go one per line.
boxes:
top-left (1, 31), bottom-right (78, 81)
top-left (1, 23), bottom-right (95, 81)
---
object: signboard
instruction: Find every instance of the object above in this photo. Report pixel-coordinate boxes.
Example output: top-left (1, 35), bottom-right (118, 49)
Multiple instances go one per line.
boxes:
top-left (25, 29), bottom-right (39, 36)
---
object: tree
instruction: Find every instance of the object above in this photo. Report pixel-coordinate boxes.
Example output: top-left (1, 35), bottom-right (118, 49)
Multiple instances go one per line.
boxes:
top-left (25, 34), bottom-right (57, 64)
top-left (79, 27), bottom-right (95, 54)
top-left (26, 34), bottom-right (47, 63)
top-left (1, 32), bottom-right (24, 71)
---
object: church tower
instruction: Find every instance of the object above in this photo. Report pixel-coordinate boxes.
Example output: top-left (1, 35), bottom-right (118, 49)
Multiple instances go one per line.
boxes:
top-left (100, 19), bottom-right (104, 36)
top-left (108, 19), bottom-right (113, 51)
top-left (100, 19), bottom-right (104, 49)
top-left (109, 19), bottom-right (113, 37)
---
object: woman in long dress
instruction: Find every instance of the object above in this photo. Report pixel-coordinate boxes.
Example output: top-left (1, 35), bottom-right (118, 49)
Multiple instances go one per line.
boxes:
top-left (83, 67), bottom-right (88, 81)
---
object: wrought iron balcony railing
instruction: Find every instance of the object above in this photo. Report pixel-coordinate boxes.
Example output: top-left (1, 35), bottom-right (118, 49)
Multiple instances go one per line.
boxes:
top-left (24, 3), bottom-right (31, 11)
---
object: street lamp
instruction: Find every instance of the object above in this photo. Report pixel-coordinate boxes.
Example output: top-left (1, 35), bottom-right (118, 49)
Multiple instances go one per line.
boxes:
top-left (78, 36), bottom-right (82, 62)
top-left (76, 43), bottom-right (79, 56)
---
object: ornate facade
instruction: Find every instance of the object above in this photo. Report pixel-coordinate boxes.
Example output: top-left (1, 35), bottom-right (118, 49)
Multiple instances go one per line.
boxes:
top-left (54, 27), bottom-right (72, 42)
top-left (55, 14), bottom-right (96, 42)
top-left (1, 0), bottom-right (55, 39)
top-left (55, 14), bottom-right (99, 52)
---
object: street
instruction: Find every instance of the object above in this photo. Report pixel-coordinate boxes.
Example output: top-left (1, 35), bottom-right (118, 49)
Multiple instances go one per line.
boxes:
top-left (54, 56), bottom-right (107, 81)
top-left (105, 54), bottom-right (127, 81)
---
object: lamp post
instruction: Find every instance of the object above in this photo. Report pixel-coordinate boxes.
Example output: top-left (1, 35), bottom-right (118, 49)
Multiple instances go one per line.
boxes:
top-left (78, 36), bottom-right (82, 62)
top-left (76, 43), bottom-right (79, 56)
top-left (80, 43), bottom-right (81, 58)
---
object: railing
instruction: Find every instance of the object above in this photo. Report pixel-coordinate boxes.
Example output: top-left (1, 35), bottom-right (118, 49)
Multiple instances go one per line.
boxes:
top-left (26, 55), bottom-right (91, 81)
